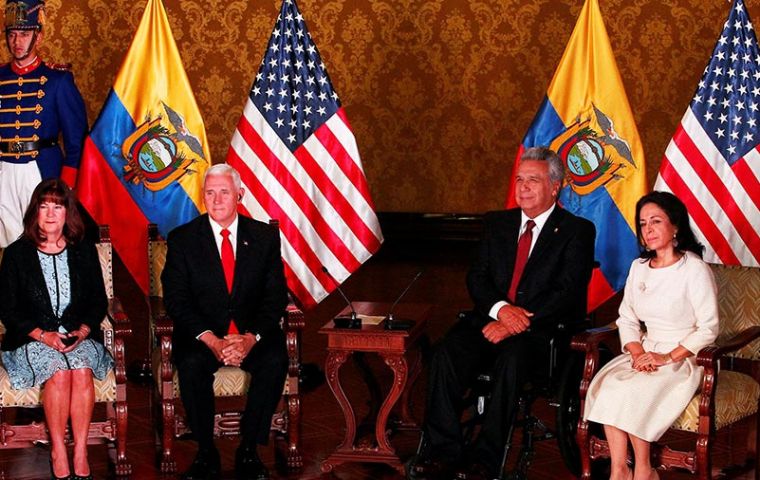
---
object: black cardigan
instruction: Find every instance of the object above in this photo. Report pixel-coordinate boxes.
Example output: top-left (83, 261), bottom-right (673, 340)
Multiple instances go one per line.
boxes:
top-left (0, 237), bottom-right (107, 351)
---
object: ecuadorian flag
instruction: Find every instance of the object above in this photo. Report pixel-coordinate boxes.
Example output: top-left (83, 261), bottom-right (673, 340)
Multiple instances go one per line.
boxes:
top-left (77, 0), bottom-right (210, 293)
top-left (509, 0), bottom-right (647, 311)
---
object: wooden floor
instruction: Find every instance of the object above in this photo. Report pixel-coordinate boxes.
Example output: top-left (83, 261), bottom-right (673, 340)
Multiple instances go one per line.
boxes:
top-left (0, 238), bottom-right (755, 479)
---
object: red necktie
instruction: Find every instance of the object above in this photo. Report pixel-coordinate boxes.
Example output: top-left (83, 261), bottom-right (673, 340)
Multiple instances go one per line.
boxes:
top-left (507, 219), bottom-right (535, 303)
top-left (221, 229), bottom-right (239, 334)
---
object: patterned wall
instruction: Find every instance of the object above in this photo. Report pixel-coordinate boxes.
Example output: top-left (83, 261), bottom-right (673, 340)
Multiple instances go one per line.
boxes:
top-left (7, 0), bottom-right (757, 213)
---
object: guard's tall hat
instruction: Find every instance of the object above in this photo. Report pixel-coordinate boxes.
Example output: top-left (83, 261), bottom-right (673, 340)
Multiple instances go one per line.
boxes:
top-left (5, 0), bottom-right (45, 31)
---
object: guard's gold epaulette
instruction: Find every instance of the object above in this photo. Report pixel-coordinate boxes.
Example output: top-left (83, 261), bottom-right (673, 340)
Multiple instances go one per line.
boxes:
top-left (46, 62), bottom-right (72, 71)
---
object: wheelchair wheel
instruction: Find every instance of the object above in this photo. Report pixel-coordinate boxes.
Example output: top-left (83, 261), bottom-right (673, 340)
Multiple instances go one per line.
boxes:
top-left (555, 350), bottom-right (585, 476)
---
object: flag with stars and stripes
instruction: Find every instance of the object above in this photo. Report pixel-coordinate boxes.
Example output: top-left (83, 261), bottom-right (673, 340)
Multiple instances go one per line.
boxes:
top-left (226, 0), bottom-right (383, 308)
top-left (655, 0), bottom-right (760, 266)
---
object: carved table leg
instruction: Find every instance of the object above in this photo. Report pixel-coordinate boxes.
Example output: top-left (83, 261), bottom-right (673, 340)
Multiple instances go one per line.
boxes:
top-left (395, 345), bottom-right (422, 430)
top-left (354, 352), bottom-right (383, 436)
top-left (324, 350), bottom-right (354, 451)
top-left (376, 353), bottom-right (408, 454)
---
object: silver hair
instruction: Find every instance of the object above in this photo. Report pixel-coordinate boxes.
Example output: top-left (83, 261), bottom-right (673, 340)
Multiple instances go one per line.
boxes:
top-left (203, 163), bottom-right (242, 190)
top-left (520, 146), bottom-right (564, 185)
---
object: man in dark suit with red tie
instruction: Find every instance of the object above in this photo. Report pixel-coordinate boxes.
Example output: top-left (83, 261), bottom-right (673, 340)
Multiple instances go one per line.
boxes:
top-left (162, 164), bottom-right (288, 480)
top-left (410, 147), bottom-right (596, 480)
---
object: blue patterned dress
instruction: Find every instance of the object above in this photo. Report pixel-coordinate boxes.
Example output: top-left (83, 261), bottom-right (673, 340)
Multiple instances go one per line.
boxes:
top-left (1, 249), bottom-right (113, 389)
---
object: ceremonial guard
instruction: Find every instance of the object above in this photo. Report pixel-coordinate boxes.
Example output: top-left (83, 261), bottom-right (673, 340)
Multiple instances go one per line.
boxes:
top-left (0, 0), bottom-right (87, 247)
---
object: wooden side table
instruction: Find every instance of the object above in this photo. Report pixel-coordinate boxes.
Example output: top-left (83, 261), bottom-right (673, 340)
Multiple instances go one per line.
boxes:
top-left (319, 302), bottom-right (430, 474)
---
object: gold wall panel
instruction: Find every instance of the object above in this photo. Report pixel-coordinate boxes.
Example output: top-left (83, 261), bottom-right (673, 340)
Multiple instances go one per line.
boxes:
top-left (6, 0), bottom-right (757, 213)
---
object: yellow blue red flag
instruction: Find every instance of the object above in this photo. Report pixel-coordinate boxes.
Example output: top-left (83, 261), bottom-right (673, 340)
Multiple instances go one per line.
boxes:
top-left (508, 0), bottom-right (647, 311)
top-left (76, 0), bottom-right (210, 293)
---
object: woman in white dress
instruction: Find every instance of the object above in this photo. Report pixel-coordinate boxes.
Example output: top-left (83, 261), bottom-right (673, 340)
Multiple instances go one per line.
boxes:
top-left (583, 191), bottom-right (719, 480)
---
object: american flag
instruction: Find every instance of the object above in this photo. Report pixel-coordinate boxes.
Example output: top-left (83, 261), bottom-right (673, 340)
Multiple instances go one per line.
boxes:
top-left (227, 0), bottom-right (383, 307)
top-left (655, 0), bottom-right (760, 266)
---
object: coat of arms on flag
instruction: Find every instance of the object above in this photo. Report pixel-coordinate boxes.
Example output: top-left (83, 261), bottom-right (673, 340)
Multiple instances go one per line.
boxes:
top-left (122, 102), bottom-right (207, 192)
top-left (77, 0), bottom-right (210, 293)
top-left (551, 105), bottom-right (637, 197)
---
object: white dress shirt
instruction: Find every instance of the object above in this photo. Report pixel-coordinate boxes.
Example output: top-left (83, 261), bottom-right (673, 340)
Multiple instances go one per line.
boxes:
top-left (488, 204), bottom-right (556, 320)
top-left (196, 215), bottom-right (241, 340)
top-left (209, 215), bottom-right (239, 258)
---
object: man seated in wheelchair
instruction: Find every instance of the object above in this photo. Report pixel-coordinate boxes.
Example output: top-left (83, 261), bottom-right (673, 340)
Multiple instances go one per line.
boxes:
top-left (408, 147), bottom-right (596, 479)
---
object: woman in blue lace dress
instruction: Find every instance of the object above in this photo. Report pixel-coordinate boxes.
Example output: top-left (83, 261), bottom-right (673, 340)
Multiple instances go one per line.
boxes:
top-left (0, 179), bottom-right (112, 480)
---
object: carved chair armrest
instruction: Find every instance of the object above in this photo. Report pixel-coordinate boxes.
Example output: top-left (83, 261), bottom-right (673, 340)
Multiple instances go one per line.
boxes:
top-left (108, 296), bottom-right (132, 339)
top-left (148, 295), bottom-right (175, 384)
top-left (283, 305), bottom-right (304, 380)
top-left (571, 324), bottom-right (619, 353)
top-left (694, 326), bottom-right (760, 433)
top-left (107, 297), bottom-right (131, 386)
top-left (696, 326), bottom-right (760, 368)
top-left (150, 296), bottom-right (174, 338)
top-left (571, 324), bottom-right (620, 401)
top-left (283, 304), bottom-right (305, 333)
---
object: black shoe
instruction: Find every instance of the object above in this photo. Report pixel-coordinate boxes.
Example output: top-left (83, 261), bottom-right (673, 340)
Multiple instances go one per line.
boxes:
top-left (181, 448), bottom-right (221, 480)
top-left (50, 459), bottom-right (71, 480)
top-left (235, 445), bottom-right (269, 480)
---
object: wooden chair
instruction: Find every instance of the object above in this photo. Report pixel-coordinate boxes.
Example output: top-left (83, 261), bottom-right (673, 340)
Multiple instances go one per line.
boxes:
top-left (0, 226), bottom-right (132, 477)
top-left (573, 263), bottom-right (760, 479)
top-left (146, 223), bottom-right (305, 474)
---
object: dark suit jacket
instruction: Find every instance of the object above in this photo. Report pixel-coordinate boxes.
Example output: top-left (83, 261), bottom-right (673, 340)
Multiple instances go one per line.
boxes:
top-left (0, 238), bottom-right (107, 351)
top-left (466, 207), bottom-right (596, 332)
top-left (162, 214), bottom-right (288, 359)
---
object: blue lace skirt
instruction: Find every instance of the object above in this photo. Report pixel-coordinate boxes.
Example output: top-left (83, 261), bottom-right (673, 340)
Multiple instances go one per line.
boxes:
top-left (1, 339), bottom-right (113, 389)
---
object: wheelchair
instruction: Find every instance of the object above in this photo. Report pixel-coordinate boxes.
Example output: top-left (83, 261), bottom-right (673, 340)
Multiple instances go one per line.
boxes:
top-left (407, 311), bottom-right (601, 480)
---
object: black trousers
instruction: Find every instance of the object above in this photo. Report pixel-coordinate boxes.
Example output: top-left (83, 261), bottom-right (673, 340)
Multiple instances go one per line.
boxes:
top-left (175, 331), bottom-right (289, 451)
top-left (423, 317), bottom-right (550, 472)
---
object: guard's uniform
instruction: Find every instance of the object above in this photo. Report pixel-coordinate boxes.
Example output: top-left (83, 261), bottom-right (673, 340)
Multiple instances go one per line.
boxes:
top-left (0, 0), bottom-right (88, 246)
top-left (0, 57), bottom-right (86, 246)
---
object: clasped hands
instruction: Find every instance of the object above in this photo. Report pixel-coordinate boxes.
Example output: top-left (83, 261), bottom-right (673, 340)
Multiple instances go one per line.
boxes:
top-left (38, 326), bottom-right (90, 353)
top-left (481, 304), bottom-right (534, 344)
top-left (201, 332), bottom-right (257, 367)
top-left (630, 350), bottom-right (672, 372)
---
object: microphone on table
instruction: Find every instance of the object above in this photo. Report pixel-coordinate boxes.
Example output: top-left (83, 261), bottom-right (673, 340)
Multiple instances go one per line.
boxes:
top-left (384, 271), bottom-right (422, 330)
top-left (322, 266), bottom-right (360, 329)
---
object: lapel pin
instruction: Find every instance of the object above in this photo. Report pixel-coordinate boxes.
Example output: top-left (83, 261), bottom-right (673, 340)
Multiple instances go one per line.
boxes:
top-left (554, 227), bottom-right (559, 233)
top-left (243, 240), bottom-right (249, 246)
